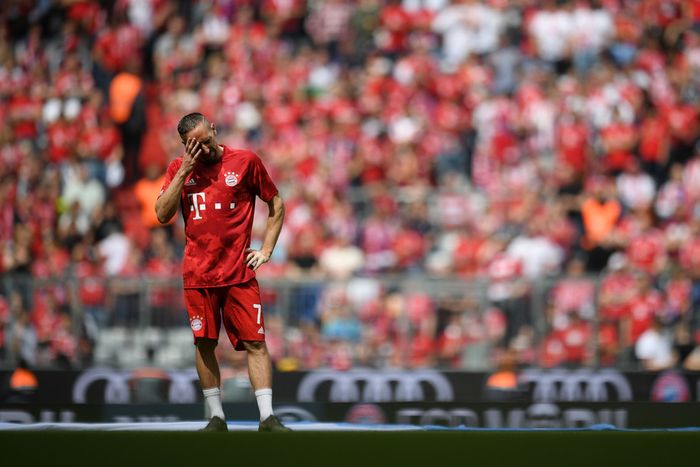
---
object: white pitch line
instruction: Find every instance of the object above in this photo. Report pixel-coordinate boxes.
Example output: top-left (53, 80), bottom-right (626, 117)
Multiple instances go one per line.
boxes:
top-left (0, 421), bottom-right (425, 431)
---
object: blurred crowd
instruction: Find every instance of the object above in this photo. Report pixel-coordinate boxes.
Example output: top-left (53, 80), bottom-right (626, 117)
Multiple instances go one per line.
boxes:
top-left (1, 0), bottom-right (700, 372)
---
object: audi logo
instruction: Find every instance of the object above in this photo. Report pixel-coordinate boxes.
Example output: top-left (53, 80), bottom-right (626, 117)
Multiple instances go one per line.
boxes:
top-left (519, 369), bottom-right (632, 402)
top-left (297, 368), bottom-right (454, 402)
top-left (72, 368), bottom-right (200, 404)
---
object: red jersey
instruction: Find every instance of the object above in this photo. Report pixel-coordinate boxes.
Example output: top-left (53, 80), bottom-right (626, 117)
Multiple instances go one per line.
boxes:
top-left (599, 272), bottom-right (635, 321)
top-left (560, 320), bottom-right (591, 364)
top-left (600, 123), bottom-right (635, 172)
top-left (665, 277), bottom-right (691, 316)
top-left (539, 332), bottom-right (566, 368)
top-left (160, 146), bottom-right (279, 288)
top-left (550, 278), bottom-right (595, 317)
top-left (75, 260), bottom-right (106, 307)
top-left (454, 234), bottom-right (487, 276)
top-left (625, 230), bottom-right (666, 274)
top-left (679, 238), bottom-right (700, 276)
top-left (625, 291), bottom-right (663, 344)
top-left (556, 121), bottom-right (589, 172)
top-left (638, 116), bottom-right (669, 162)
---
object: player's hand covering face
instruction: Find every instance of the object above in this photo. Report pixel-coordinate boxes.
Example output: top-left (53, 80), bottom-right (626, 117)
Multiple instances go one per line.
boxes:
top-left (182, 122), bottom-right (220, 165)
top-left (181, 137), bottom-right (202, 175)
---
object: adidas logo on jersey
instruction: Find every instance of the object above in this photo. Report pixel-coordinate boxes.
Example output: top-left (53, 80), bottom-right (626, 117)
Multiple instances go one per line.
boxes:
top-left (257, 326), bottom-right (265, 335)
top-left (185, 178), bottom-right (197, 186)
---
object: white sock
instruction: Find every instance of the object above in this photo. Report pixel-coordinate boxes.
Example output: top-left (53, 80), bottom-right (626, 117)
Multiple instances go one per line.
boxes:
top-left (255, 388), bottom-right (273, 421)
top-left (203, 387), bottom-right (225, 420)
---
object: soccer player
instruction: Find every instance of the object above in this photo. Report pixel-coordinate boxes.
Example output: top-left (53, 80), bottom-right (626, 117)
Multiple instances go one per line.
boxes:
top-left (155, 112), bottom-right (290, 432)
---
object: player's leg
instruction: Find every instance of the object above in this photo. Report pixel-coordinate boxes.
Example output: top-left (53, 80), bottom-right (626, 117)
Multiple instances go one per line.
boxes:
top-left (223, 279), bottom-right (291, 431)
top-left (184, 288), bottom-right (228, 431)
top-left (195, 338), bottom-right (220, 388)
top-left (195, 337), bottom-right (225, 414)
top-left (242, 340), bottom-right (289, 430)
top-left (241, 340), bottom-right (272, 391)
top-left (241, 340), bottom-right (273, 415)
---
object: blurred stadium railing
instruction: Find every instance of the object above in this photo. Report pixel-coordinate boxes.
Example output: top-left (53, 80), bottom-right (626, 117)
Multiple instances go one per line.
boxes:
top-left (0, 272), bottom-right (626, 372)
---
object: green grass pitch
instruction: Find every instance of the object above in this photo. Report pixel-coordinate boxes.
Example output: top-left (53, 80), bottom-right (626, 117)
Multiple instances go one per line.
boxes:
top-left (1, 431), bottom-right (698, 467)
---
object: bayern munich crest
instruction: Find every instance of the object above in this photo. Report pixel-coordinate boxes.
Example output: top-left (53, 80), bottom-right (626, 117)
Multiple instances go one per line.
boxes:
top-left (190, 316), bottom-right (203, 332)
top-left (224, 171), bottom-right (239, 187)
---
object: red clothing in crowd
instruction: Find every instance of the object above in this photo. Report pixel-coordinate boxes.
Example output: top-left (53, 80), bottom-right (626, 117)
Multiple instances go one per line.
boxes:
top-left (556, 119), bottom-right (589, 173)
top-left (638, 115), bottom-right (670, 163)
top-left (379, 3), bottom-right (412, 53)
top-left (600, 122), bottom-right (635, 172)
top-left (625, 229), bottom-right (666, 274)
top-left (47, 120), bottom-right (80, 163)
top-left (624, 290), bottom-right (664, 345)
top-left (599, 272), bottom-right (636, 321)
top-left (93, 23), bottom-right (141, 72)
top-left (559, 320), bottom-right (591, 364)
top-left (76, 260), bottom-right (107, 308)
top-left (550, 278), bottom-right (595, 319)
top-left (8, 93), bottom-right (41, 140)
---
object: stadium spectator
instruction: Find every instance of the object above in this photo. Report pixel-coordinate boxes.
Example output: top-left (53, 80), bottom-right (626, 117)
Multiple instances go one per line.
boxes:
top-left (432, 0), bottom-right (503, 68)
top-left (318, 234), bottom-right (365, 280)
top-left (6, 305), bottom-right (37, 369)
top-left (134, 162), bottom-right (172, 229)
top-left (286, 225), bottom-right (322, 277)
top-left (616, 159), bottom-right (656, 211)
top-left (144, 227), bottom-right (182, 327)
top-left (483, 348), bottom-right (526, 401)
top-left (581, 175), bottom-right (621, 271)
top-left (305, 0), bottom-right (353, 61)
top-left (109, 60), bottom-right (146, 185)
top-left (320, 288), bottom-right (362, 344)
top-left (61, 162), bottom-right (106, 227)
top-left (506, 218), bottom-right (564, 280)
top-left (635, 315), bottom-right (676, 371)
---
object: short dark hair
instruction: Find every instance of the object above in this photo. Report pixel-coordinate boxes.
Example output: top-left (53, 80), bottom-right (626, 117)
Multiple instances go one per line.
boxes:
top-left (177, 112), bottom-right (208, 136)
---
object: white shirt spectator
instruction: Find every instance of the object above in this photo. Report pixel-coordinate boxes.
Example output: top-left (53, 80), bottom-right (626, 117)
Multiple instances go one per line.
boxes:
top-left (571, 6), bottom-right (614, 54)
top-left (235, 101), bottom-right (262, 132)
top-left (306, 0), bottom-right (352, 45)
top-left (98, 232), bottom-right (131, 276)
top-left (635, 327), bottom-right (674, 370)
top-left (388, 114), bottom-right (420, 144)
top-left (529, 8), bottom-right (574, 61)
top-left (62, 163), bottom-right (106, 220)
top-left (507, 234), bottom-right (563, 279)
top-left (402, 0), bottom-right (447, 12)
top-left (127, 0), bottom-right (155, 37)
top-left (616, 170), bottom-right (656, 210)
top-left (319, 241), bottom-right (365, 280)
top-left (201, 8), bottom-right (231, 47)
top-left (432, 1), bottom-right (503, 66)
top-left (655, 178), bottom-right (685, 219)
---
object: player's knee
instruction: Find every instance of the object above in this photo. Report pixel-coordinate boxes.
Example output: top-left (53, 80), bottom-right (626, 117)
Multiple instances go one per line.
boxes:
top-left (242, 340), bottom-right (267, 355)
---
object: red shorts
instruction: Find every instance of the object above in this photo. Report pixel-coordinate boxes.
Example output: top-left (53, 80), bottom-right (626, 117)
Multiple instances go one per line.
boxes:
top-left (183, 278), bottom-right (266, 350)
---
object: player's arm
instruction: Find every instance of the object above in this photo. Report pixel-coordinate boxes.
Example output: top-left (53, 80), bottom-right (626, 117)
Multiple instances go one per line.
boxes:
top-left (155, 138), bottom-right (201, 224)
top-left (246, 194), bottom-right (285, 271)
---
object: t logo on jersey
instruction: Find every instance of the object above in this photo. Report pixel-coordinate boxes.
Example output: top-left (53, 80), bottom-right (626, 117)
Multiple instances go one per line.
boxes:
top-left (187, 192), bottom-right (206, 220)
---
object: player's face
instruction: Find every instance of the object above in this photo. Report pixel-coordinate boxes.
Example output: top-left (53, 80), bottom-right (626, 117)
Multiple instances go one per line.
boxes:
top-left (182, 121), bottom-right (220, 163)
